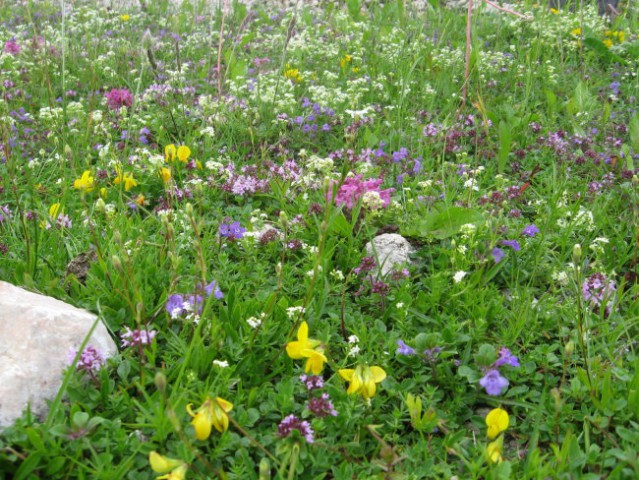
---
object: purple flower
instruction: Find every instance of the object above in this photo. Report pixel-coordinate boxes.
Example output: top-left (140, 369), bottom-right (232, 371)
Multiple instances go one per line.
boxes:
top-left (521, 224), bottom-right (540, 237)
top-left (121, 327), bottom-right (157, 347)
top-left (479, 369), bottom-right (509, 396)
top-left (396, 339), bottom-right (416, 356)
top-left (501, 239), bottom-right (521, 251)
top-left (494, 348), bottom-right (520, 368)
top-left (68, 345), bottom-right (106, 374)
top-left (308, 393), bottom-right (338, 418)
top-left (0, 205), bottom-right (12, 223)
top-left (277, 415), bottom-right (314, 443)
top-left (105, 88), bottom-right (134, 110)
top-left (300, 374), bottom-right (324, 391)
top-left (219, 220), bottom-right (245, 240)
top-left (204, 280), bottom-right (224, 299)
top-left (166, 294), bottom-right (186, 318)
top-left (491, 247), bottom-right (505, 263)
top-left (582, 272), bottom-right (616, 310)
top-left (4, 39), bottom-right (20, 55)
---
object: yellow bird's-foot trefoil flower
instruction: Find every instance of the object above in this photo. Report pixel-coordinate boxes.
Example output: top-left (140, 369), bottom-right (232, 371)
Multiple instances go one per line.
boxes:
top-left (165, 144), bottom-right (177, 162)
top-left (177, 145), bottom-right (191, 162)
top-left (114, 167), bottom-right (138, 191)
top-left (286, 321), bottom-right (320, 359)
top-left (338, 364), bottom-right (386, 400)
top-left (303, 347), bottom-right (327, 375)
top-left (149, 452), bottom-right (188, 479)
top-left (186, 396), bottom-right (233, 440)
top-left (73, 170), bottom-right (95, 192)
top-left (486, 408), bottom-right (509, 439)
top-left (487, 436), bottom-right (504, 464)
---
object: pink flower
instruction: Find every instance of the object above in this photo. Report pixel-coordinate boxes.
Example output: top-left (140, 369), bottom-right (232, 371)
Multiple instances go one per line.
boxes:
top-left (105, 88), bottom-right (134, 110)
top-left (330, 175), bottom-right (394, 209)
top-left (4, 39), bottom-right (20, 55)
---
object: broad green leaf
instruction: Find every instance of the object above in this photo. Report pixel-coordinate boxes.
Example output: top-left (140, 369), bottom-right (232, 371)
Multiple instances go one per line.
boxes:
top-left (403, 206), bottom-right (484, 239)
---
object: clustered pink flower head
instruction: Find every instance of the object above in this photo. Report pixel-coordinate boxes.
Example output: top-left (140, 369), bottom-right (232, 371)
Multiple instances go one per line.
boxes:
top-left (105, 88), bottom-right (134, 110)
top-left (4, 39), bottom-right (20, 55)
top-left (330, 175), bottom-right (394, 209)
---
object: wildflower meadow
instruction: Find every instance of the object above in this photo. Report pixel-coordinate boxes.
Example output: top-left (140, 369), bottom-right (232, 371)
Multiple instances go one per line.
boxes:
top-left (2, 0), bottom-right (639, 478)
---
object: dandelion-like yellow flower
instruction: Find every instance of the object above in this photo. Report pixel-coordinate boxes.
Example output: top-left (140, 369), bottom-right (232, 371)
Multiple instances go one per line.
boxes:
top-left (177, 145), bottom-right (191, 162)
top-left (286, 321), bottom-right (320, 359)
top-left (120, 14), bottom-right (130, 21)
top-left (338, 364), bottom-right (386, 400)
top-left (486, 408), bottom-right (509, 439)
top-left (571, 27), bottom-right (582, 37)
top-left (73, 170), bottom-right (95, 192)
top-left (283, 65), bottom-right (302, 83)
top-left (165, 144), bottom-right (177, 162)
top-left (114, 167), bottom-right (138, 191)
top-left (186, 396), bottom-right (233, 440)
top-left (340, 54), bottom-right (352, 68)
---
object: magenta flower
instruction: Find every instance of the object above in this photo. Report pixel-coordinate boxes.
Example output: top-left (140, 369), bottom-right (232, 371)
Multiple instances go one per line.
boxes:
top-left (308, 393), bottom-right (338, 418)
top-left (331, 175), bottom-right (394, 209)
top-left (68, 345), bottom-right (106, 374)
top-left (105, 88), bottom-right (134, 110)
top-left (4, 39), bottom-right (20, 55)
top-left (120, 327), bottom-right (157, 348)
top-left (277, 415), bottom-right (314, 443)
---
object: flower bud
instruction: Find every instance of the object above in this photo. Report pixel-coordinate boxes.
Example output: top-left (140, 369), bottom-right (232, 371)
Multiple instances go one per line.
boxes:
top-left (112, 255), bottom-right (122, 272)
top-left (572, 244), bottom-right (582, 264)
top-left (94, 198), bottom-right (106, 213)
top-left (154, 371), bottom-right (167, 392)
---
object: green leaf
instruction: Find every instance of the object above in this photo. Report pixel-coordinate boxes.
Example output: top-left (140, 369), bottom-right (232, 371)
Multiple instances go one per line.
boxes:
top-left (583, 37), bottom-right (625, 64)
top-left (498, 120), bottom-right (512, 173)
top-left (403, 206), bottom-right (484, 239)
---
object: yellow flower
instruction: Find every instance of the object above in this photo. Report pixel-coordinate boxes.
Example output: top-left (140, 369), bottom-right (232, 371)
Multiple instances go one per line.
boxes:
top-left (303, 347), bottom-right (327, 375)
top-left (571, 27), bottom-right (582, 37)
top-left (177, 145), bottom-right (191, 162)
top-left (160, 167), bottom-right (172, 183)
top-left (338, 364), bottom-right (386, 400)
top-left (486, 408), bottom-right (509, 439)
top-left (487, 436), bottom-right (504, 464)
top-left (73, 170), bottom-right (95, 192)
top-left (186, 396), bottom-right (233, 440)
top-left (286, 321), bottom-right (320, 359)
top-left (114, 167), bottom-right (138, 191)
top-left (549, 7), bottom-right (560, 13)
top-left (49, 203), bottom-right (61, 219)
top-left (149, 452), bottom-right (184, 473)
top-left (340, 54), bottom-right (352, 68)
top-left (157, 465), bottom-right (188, 480)
top-left (135, 194), bottom-right (146, 206)
top-left (99, 187), bottom-right (108, 199)
top-left (284, 65), bottom-right (302, 83)
top-left (120, 14), bottom-right (130, 21)
top-left (603, 38), bottom-right (613, 48)
top-left (165, 144), bottom-right (177, 162)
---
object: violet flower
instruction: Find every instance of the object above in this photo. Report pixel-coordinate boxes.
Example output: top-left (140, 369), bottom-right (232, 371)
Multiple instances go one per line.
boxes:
top-left (479, 369), bottom-right (509, 396)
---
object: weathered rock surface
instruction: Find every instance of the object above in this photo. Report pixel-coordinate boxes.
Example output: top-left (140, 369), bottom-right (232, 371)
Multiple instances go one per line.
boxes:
top-left (0, 282), bottom-right (117, 429)
top-left (365, 233), bottom-right (416, 276)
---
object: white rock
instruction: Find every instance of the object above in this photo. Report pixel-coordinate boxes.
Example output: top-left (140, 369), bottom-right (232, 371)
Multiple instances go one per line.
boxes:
top-left (364, 233), bottom-right (415, 277)
top-left (0, 281), bottom-right (117, 429)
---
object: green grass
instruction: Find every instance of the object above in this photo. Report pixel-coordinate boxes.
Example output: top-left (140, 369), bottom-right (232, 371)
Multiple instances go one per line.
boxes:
top-left (1, 0), bottom-right (639, 478)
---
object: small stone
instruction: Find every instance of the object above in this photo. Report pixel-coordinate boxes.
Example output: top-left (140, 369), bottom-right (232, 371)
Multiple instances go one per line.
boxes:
top-left (364, 233), bottom-right (415, 277)
top-left (0, 281), bottom-right (117, 429)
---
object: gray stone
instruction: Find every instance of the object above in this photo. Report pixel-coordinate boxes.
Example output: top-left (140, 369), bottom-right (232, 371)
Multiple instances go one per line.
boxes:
top-left (365, 233), bottom-right (416, 277)
top-left (0, 282), bottom-right (117, 429)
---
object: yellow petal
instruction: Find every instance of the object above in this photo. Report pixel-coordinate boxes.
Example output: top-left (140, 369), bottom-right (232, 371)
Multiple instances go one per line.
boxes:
top-left (297, 321), bottom-right (309, 342)
top-left (216, 397), bottom-right (233, 413)
top-left (303, 348), bottom-right (327, 375)
top-left (191, 411), bottom-right (212, 440)
top-left (149, 451), bottom-right (183, 473)
top-left (165, 144), bottom-right (176, 162)
top-left (49, 203), bottom-right (61, 218)
top-left (486, 408), bottom-right (509, 440)
top-left (286, 340), bottom-right (305, 359)
top-left (157, 464), bottom-right (188, 480)
top-left (369, 366), bottom-right (387, 383)
top-left (487, 438), bottom-right (504, 463)
top-left (177, 145), bottom-right (191, 162)
top-left (338, 369), bottom-right (354, 381)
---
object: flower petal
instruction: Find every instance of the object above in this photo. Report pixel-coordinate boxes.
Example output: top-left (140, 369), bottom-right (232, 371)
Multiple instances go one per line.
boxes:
top-left (369, 366), bottom-right (387, 383)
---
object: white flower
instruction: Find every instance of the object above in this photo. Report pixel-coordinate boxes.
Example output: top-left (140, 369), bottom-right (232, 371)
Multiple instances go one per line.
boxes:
top-left (330, 269), bottom-right (345, 281)
top-left (396, 302), bottom-right (404, 309)
top-left (552, 270), bottom-right (569, 286)
top-left (347, 345), bottom-right (361, 357)
top-left (286, 306), bottom-right (305, 320)
top-left (213, 360), bottom-right (229, 368)
top-left (453, 271), bottom-right (467, 283)
top-left (347, 335), bottom-right (359, 344)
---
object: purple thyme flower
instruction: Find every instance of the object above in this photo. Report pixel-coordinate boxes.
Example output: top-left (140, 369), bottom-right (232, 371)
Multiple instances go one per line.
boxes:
top-left (491, 247), bottom-right (505, 263)
top-left (494, 348), bottom-right (520, 368)
top-left (396, 339), bottom-right (416, 356)
top-left (68, 345), bottom-right (106, 374)
top-left (300, 374), bottom-right (324, 391)
top-left (0, 205), bottom-right (12, 223)
top-left (353, 256), bottom-right (377, 275)
top-left (521, 224), bottom-right (540, 237)
top-left (582, 272), bottom-right (616, 309)
top-left (105, 88), bottom-right (134, 110)
top-left (479, 369), bottom-right (509, 396)
top-left (501, 239), bottom-right (521, 251)
top-left (308, 393), bottom-right (338, 418)
top-left (277, 415), bottom-right (314, 443)
top-left (4, 39), bottom-right (20, 55)
top-left (120, 327), bottom-right (157, 348)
